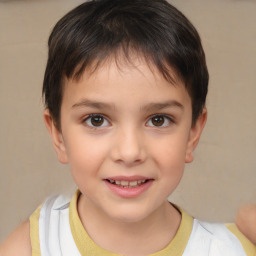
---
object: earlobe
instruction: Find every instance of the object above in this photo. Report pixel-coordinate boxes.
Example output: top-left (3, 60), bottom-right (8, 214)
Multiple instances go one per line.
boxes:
top-left (43, 109), bottom-right (69, 164)
top-left (185, 108), bottom-right (207, 163)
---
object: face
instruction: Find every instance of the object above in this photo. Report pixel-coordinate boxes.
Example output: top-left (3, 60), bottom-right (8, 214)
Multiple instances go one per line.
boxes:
top-left (44, 57), bottom-right (206, 223)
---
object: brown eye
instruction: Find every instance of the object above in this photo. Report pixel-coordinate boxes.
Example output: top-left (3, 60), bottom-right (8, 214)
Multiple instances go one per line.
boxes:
top-left (146, 115), bottom-right (173, 127)
top-left (85, 114), bottom-right (109, 127)
top-left (152, 116), bottom-right (165, 126)
top-left (91, 116), bottom-right (104, 126)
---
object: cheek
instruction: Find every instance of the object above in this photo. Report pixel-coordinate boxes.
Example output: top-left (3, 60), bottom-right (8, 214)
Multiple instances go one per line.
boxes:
top-left (64, 134), bottom-right (110, 177)
top-left (151, 134), bottom-right (188, 191)
top-left (152, 134), bottom-right (188, 167)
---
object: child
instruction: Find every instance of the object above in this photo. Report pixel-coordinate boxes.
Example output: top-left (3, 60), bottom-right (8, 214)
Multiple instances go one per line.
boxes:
top-left (1, 0), bottom-right (255, 255)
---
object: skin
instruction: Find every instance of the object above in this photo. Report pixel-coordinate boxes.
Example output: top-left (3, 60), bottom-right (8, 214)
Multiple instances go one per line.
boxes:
top-left (235, 204), bottom-right (256, 244)
top-left (0, 220), bottom-right (31, 256)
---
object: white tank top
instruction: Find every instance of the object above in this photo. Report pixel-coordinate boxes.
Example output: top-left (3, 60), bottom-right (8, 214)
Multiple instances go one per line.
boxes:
top-left (30, 190), bottom-right (255, 256)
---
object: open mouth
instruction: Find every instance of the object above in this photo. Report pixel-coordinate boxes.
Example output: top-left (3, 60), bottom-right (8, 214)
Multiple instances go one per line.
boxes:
top-left (105, 179), bottom-right (150, 188)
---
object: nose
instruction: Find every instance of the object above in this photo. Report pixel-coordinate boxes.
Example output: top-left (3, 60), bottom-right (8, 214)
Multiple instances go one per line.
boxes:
top-left (110, 126), bottom-right (147, 166)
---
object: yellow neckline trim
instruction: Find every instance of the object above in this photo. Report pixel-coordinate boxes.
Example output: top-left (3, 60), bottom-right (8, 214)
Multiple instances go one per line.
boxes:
top-left (69, 190), bottom-right (194, 256)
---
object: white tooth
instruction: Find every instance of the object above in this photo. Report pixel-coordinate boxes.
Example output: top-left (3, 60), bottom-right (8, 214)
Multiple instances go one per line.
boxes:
top-left (141, 180), bottom-right (146, 184)
top-left (116, 180), bottom-right (121, 185)
top-left (109, 179), bottom-right (115, 184)
top-left (129, 181), bottom-right (138, 186)
top-left (121, 180), bottom-right (129, 186)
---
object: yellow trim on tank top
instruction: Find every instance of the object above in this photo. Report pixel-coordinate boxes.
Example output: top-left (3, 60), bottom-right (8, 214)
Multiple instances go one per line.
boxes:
top-left (69, 190), bottom-right (194, 256)
top-left (30, 204), bottom-right (42, 256)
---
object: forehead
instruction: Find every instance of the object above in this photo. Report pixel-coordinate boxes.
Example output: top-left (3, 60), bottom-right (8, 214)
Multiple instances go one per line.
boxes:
top-left (62, 56), bottom-right (191, 110)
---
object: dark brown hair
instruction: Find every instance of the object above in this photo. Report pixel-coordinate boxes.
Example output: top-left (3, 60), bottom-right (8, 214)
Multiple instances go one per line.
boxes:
top-left (43, 0), bottom-right (209, 129)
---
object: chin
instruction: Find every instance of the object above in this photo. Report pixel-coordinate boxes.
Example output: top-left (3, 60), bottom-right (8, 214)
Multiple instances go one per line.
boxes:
top-left (105, 205), bottom-right (154, 224)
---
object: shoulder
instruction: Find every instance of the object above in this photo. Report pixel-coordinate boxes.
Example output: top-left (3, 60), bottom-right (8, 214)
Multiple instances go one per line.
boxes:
top-left (0, 220), bottom-right (32, 256)
top-left (0, 191), bottom-right (78, 256)
top-left (235, 204), bottom-right (256, 244)
top-left (192, 220), bottom-right (256, 256)
top-left (225, 223), bottom-right (256, 256)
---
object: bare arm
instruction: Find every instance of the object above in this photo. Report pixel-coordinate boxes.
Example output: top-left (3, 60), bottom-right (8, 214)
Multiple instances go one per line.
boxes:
top-left (0, 220), bottom-right (32, 256)
top-left (236, 204), bottom-right (256, 244)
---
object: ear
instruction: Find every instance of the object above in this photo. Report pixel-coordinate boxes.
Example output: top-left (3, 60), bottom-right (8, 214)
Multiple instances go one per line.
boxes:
top-left (43, 109), bottom-right (69, 164)
top-left (185, 108), bottom-right (207, 163)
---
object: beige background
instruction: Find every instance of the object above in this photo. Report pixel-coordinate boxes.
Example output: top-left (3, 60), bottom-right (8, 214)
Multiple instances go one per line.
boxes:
top-left (0, 0), bottom-right (256, 242)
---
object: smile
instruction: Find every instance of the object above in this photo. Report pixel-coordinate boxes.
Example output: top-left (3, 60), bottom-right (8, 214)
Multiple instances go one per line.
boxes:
top-left (107, 179), bottom-right (148, 188)
top-left (104, 176), bottom-right (154, 198)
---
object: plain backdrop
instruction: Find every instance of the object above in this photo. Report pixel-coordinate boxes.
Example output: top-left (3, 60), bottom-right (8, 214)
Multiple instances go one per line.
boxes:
top-left (1, 0), bottom-right (256, 242)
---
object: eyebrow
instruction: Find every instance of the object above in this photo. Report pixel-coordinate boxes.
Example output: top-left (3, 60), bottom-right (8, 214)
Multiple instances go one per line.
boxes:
top-left (72, 99), bottom-right (115, 110)
top-left (141, 101), bottom-right (184, 112)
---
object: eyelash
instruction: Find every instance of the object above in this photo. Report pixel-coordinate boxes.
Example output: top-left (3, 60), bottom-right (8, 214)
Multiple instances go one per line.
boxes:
top-left (82, 114), bottom-right (175, 128)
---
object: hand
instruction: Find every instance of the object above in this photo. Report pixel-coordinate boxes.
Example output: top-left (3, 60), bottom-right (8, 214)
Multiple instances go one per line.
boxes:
top-left (235, 204), bottom-right (256, 244)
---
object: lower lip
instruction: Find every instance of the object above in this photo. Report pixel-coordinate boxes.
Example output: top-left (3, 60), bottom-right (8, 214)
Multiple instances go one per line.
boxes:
top-left (104, 180), bottom-right (153, 198)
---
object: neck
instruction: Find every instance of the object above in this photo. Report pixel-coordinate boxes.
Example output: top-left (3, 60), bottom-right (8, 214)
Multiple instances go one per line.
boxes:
top-left (77, 194), bottom-right (181, 256)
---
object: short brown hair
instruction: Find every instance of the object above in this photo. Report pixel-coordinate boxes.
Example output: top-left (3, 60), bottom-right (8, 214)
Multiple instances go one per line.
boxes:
top-left (43, 0), bottom-right (209, 129)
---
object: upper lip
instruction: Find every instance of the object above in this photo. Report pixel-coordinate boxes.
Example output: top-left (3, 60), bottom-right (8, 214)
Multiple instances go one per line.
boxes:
top-left (104, 175), bottom-right (152, 181)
